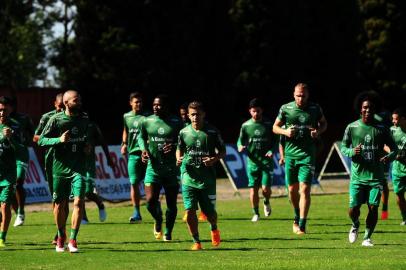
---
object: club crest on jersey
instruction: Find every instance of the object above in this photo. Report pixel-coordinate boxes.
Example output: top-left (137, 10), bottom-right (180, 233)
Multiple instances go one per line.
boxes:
top-left (254, 129), bottom-right (261, 136)
top-left (364, 134), bottom-right (372, 143)
top-left (298, 115), bottom-right (306, 123)
top-left (158, 127), bottom-right (165, 135)
top-left (133, 120), bottom-right (139, 128)
top-left (71, 126), bottom-right (79, 135)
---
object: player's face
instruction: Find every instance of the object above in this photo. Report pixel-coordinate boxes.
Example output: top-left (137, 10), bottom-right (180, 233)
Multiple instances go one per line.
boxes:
top-left (0, 103), bottom-right (10, 123)
top-left (361, 100), bottom-right (374, 123)
top-left (153, 98), bottom-right (165, 116)
top-left (392, 113), bottom-right (399, 127)
top-left (65, 94), bottom-right (82, 112)
top-left (180, 108), bottom-right (188, 122)
top-left (130, 97), bottom-right (142, 112)
top-left (54, 98), bottom-right (63, 111)
top-left (293, 87), bottom-right (309, 108)
top-left (188, 108), bottom-right (205, 126)
top-left (249, 107), bottom-right (263, 121)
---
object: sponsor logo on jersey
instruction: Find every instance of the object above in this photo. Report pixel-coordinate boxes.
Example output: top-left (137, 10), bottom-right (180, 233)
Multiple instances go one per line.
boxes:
top-left (364, 134), bottom-right (371, 143)
top-left (158, 127), bottom-right (165, 135)
top-left (71, 126), bottom-right (79, 135)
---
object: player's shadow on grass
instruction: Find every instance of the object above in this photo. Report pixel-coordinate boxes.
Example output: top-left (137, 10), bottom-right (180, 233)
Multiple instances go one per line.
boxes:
top-left (221, 237), bottom-right (326, 242)
top-left (220, 217), bottom-right (293, 221)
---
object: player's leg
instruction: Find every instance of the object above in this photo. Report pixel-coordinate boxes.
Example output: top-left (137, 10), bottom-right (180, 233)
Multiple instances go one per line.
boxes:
top-left (362, 184), bottom-right (382, 246)
top-left (396, 192), bottom-right (406, 225)
top-left (0, 185), bottom-right (14, 247)
top-left (247, 162), bottom-right (260, 221)
top-left (53, 176), bottom-right (70, 252)
top-left (128, 154), bottom-right (144, 222)
top-left (381, 180), bottom-right (389, 220)
top-left (348, 181), bottom-right (366, 243)
top-left (145, 183), bottom-right (163, 239)
top-left (285, 157), bottom-right (300, 232)
top-left (250, 186), bottom-right (260, 222)
top-left (200, 186), bottom-right (220, 247)
top-left (296, 156), bottom-right (315, 234)
top-left (67, 174), bottom-right (86, 253)
top-left (13, 161), bottom-right (27, 227)
top-left (183, 185), bottom-right (201, 249)
top-left (162, 183), bottom-right (178, 241)
top-left (393, 176), bottom-right (406, 225)
top-left (262, 169), bottom-right (272, 217)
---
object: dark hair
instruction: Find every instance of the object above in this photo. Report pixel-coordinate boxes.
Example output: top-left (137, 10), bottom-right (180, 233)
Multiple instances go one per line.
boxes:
top-left (188, 101), bottom-right (205, 112)
top-left (55, 93), bottom-right (63, 100)
top-left (393, 107), bottom-right (406, 118)
top-left (0, 96), bottom-right (12, 106)
top-left (180, 102), bottom-right (189, 111)
top-left (353, 91), bottom-right (381, 112)
top-left (248, 98), bottom-right (263, 109)
top-left (129, 92), bottom-right (143, 101)
top-left (155, 94), bottom-right (168, 105)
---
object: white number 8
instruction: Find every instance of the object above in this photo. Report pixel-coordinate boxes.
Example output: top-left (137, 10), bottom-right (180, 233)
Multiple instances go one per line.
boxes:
top-left (72, 144), bottom-right (77, 152)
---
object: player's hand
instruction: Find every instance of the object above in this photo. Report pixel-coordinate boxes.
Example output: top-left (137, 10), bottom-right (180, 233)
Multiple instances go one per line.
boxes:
top-left (353, 143), bottom-right (362, 156)
top-left (238, 145), bottom-right (246, 152)
top-left (310, 128), bottom-right (319, 139)
top-left (121, 145), bottom-right (127, 155)
top-left (176, 156), bottom-right (183, 166)
top-left (3, 127), bottom-right (12, 139)
top-left (279, 157), bottom-right (285, 166)
top-left (202, 156), bottom-right (218, 167)
top-left (265, 152), bottom-right (273, 158)
top-left (141, 150), bottom-right (150, 163)
top-left (380, 155), bottom-right (389, 164)
top-left (285, 126), bottom-right (297, 138)
top-left (162, 143), bottom-right (173, 154)
top-left (60, 130), bottom-right (70, 143)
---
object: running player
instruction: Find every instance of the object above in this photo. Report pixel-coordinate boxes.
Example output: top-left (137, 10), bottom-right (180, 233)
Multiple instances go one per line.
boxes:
top-left (342, 91), bottom-right (397, 247)
top-left (38, 90), bottom-right (90, 253)
top-left (121, 92), bottom-right (147, 223)
top-left (81, 120), bottom-right (113, 224)
top-left (139, 94), bottom-right (182, 241)
top-left (389, 107), bottom-right (406, 225)
top-left (8, 97), bottom-right (35, 227)
top-left (237, 98), bottom-right (276, 222)
top-left (273, 83), bottom-right (327, 234)
top-left (0, 97), bottom-right (22, 247)
top-left (176, 101), bottom-right (225, 250)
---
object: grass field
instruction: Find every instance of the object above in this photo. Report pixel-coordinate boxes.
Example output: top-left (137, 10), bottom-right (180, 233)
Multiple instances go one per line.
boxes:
top-left (1, 192), bottom-right (405, 270)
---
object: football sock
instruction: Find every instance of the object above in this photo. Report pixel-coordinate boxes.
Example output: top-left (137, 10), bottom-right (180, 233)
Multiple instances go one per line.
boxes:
top-left (70, 228), bottom-right (79, 240)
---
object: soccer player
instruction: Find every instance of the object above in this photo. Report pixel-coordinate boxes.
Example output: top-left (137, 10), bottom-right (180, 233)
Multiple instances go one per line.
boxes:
top-left (139, 94), bottom-right (183, 241)
top-left (38, 90), bottom-right (90, 253)
top-left (33, 93), bottom-right (65, 244)
top-left (389, 107), bottom-right (406, 225)
top-left (179, 102), bottom-right (190, 127)
top-left (121, 92), bottom-right (147, 223)
top-left (176, 101), bottom-right (226, 250)
top-left (0, 97), bottom-right (22, 247)
top-left (81, 120), bottom-right (113, 224)
top-left (273, 83), bottom-right (327, 234)
top-left (237, 98), bottom-right (276, 222)
top-left (8, 97), bottom-right (35, 227)
top-left (342, 92), bottom-right (397, 247)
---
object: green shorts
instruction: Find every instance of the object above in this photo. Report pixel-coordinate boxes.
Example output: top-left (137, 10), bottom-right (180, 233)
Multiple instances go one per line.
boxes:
top-left (53, 173), bottom-right (86, 202)
top-left (128, 154), bottom-right (145, 185)
top-left (284, 156), bottom-right (315, 185)
top-left (144, 162), bottom-right (179, 187)
top-left (85, 172), bottom-right (96, 195)
top-left (392, 175), bottom-right (406, 195)
top-left (182, 184), bottom-right (216, 216)
top-left (16, 160), bottom-right (28, 183)
top-left (246, 162), bottom-right (273, 188)
top-left (0, 183), bottom-right (15, 204)
top-left (349, 181), bottom-right (382, 208)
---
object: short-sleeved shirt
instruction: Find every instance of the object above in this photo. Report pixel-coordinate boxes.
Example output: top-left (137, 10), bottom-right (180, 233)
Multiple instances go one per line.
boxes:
top-left (178, 123), bottom-right (226, 189)
top-left (276, 101), bottom-right (323, 159)
top-left (139, 114), bottom-right (183, 175)
top-left (38, 112), bottom-right (90, 178)
top-left (341, 119), bottom-right (397, 184)
top-left (237, 118), bottom-right (275, 168)
top-left (0, 123), bottom-right (17, 186)
top-left (391, 126), bottom-right (406, 178)
top-left (123, 111), bottom-right (146, 154)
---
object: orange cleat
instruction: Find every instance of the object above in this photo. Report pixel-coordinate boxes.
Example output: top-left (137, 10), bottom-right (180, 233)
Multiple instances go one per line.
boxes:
top-left (191, 242), bottom-right (202, 251)
top-left (211, 229), bottom-right (221, 247)
top-left (182, 212), bottom-right (188, 222)
top-left (381, 211), bottom-right (388, 220)
top-left (198, 212), bottom-right (207, 222)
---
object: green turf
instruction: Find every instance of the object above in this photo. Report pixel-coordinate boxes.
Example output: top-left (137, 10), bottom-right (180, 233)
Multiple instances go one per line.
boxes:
top-left (1, 193), bottom-right (405, 269)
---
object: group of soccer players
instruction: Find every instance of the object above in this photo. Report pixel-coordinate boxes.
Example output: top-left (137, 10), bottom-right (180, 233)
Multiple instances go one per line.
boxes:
top-left (0, 83), bottom-right (405, 252)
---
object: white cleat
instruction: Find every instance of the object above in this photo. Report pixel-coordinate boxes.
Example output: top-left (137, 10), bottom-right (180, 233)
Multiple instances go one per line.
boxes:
top-left (361, 238), bottom-right (374, 247)
top-left (264, 202), bottom-right (271, 217)
top-left (348, 226), bottom-right (359, 243)
top-left (13, 214), bottom-right (25, 227)
top-left (251, 214), bottom-right (259, 222)
top-left (68, 240), bottom-right (79, 253)
top-left (55, 237), bottom-right (65, 252)
top-left (99, 208), bottom-right (107, 222)
top-left (400, 221), bottom-right (406, 226)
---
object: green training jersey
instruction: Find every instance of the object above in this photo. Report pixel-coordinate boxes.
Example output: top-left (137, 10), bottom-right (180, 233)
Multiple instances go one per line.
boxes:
top-left (341, 119), bottom-right (397, 184)
top-left (35, 110), bottom-right (59, 136)
top-left (178, 123), bottom-right (226, 189)
top-left (38, 112), bottom-right (90, 178)
top-left (10, 112), bottom-right (34, 147)
top-left (123, 111), bottom-right (145, 154)
top-left (0, 123), bottom-right (17, 185)
top-left (139, 114), bottom-right (183, 173)
top-left (237, 118), bottom-right (276, 168)
top-left (391, 126), bottom-right (406, 177)
top-left (276, 101), bottom-right (323, 159)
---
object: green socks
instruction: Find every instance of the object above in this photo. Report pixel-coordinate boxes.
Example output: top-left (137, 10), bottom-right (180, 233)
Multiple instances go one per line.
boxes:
top-left (192, 233), bottom-right (200, 243)
top-left (299, 218), bottom-right (307, 231)
top-left (210, 224), bottom-right (218, 231)
top-left (0, 231), bottom-right (7, 241)
top-left (253, 207), bottom-right (259, 215)
top-left (70, 229), bottom-right (79, 240)
top-left (294, 208), bottom-right (300, 224)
